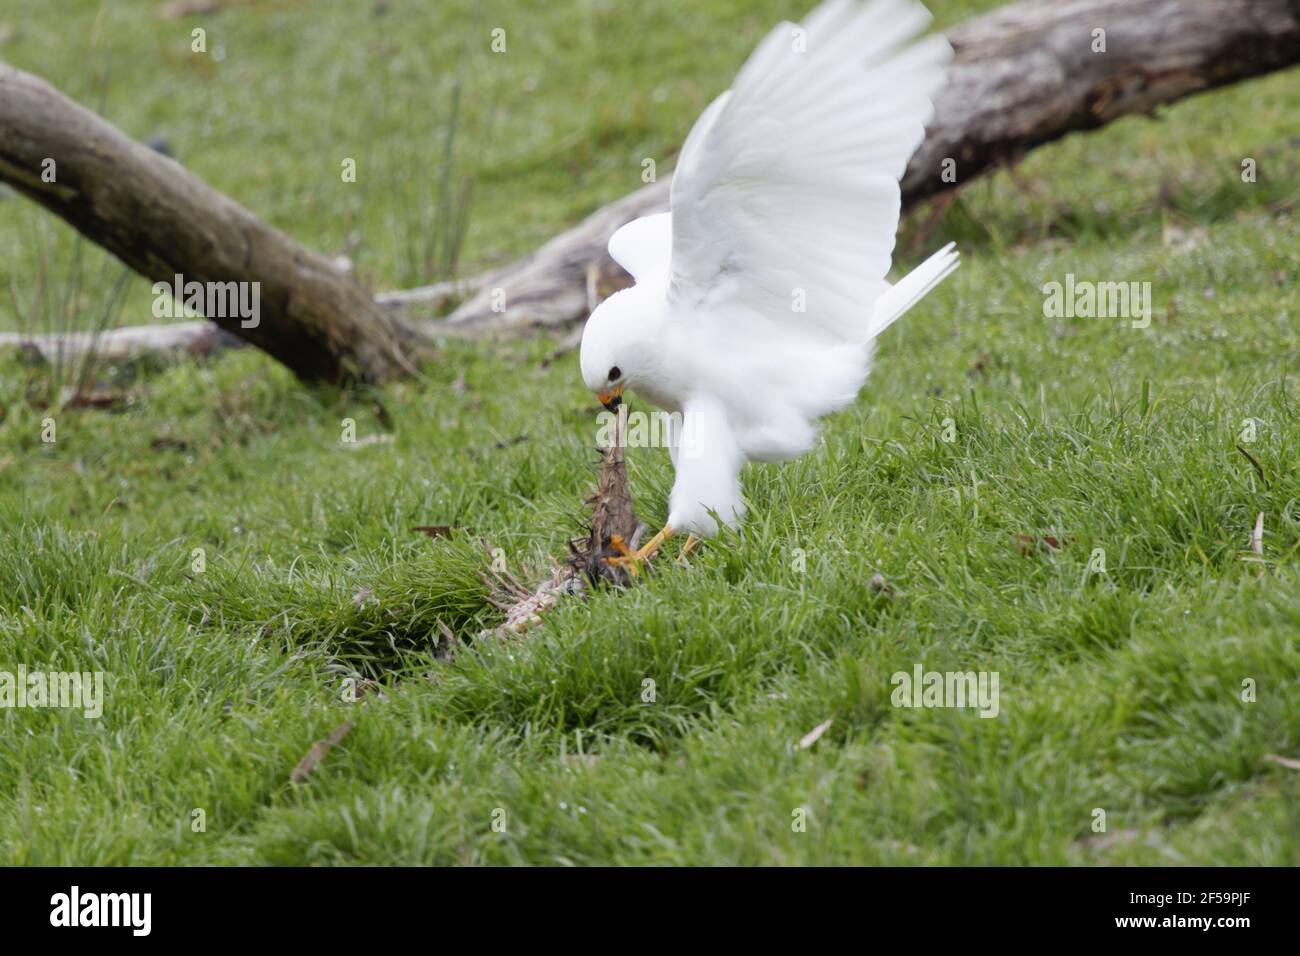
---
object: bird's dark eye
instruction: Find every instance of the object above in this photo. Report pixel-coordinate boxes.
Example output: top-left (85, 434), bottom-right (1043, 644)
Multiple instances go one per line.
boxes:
top-left (607, 366), bottom-right (621, 381)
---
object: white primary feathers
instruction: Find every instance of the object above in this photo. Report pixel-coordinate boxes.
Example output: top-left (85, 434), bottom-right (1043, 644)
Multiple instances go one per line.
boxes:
top-left (580, 0), bottom-right (959, 539)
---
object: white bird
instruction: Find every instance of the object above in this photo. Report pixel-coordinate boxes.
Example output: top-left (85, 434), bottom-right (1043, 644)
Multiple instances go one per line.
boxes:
top-left (580, 0), bottom-right (959, 568)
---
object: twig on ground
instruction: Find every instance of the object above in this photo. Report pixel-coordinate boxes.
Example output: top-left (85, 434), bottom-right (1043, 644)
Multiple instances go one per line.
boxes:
top-left (289, 719), bottom-right (355, 784)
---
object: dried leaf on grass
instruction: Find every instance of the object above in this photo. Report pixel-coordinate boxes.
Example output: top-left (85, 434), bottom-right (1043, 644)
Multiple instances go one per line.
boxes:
top-left (1236, 444), bottom-right (1270, 488)
top-left (1263, 753), bottom-right (1300, 772)
top-left (411, 525), bottom-right (456, 539)
top-left (290, 720), bottom-right (354, 784)
top-left (798, 717), bottom-right (834, 750)
top-left (1014, 533), bottom-right (1064, 555)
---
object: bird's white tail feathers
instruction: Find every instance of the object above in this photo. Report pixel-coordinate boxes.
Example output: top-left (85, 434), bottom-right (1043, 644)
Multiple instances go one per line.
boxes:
top-left (866, 242), bottom-right (959, 341)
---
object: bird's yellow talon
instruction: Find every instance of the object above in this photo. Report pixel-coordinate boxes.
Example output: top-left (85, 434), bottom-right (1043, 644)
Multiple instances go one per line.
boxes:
top-left (603, 525), bottom-right (674, 575)
top-left (607, 534), bottom-right (635, 559)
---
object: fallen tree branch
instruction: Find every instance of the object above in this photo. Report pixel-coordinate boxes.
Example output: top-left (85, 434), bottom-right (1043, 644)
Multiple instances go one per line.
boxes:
top-left (0, 320), bottom-right (243, 364)
top-left (5, 0), bottom-right (1298, 367)
top-left (431, 184), bottom-right (666, 335)
top-left (374, 273), bottom-right (497, 314)
top-left (0, 62), bottom-right (426, 383)
top-left (420, 0), bottom-right (1300, 333)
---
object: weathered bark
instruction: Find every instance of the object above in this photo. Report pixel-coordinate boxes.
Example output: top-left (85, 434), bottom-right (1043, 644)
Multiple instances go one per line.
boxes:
top-left (902, 0), bottom-right (1300, 206)
top-left (0, 320), bottom-right (242, 365)
top-left (431, 185), bottom-right (665, 335)
top-left (426, 0), bottom-right (1300, 333)
top-left (0, 62), bottom-right (423, 383)
top-left (374, 274), bottom-right (495, 314)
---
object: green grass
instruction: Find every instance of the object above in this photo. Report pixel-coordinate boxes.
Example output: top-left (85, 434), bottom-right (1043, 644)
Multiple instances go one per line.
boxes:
top-left (1, 0), bottom-right (1298, 865)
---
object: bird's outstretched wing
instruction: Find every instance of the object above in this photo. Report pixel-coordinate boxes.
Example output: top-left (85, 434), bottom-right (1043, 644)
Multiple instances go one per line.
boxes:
top-left (668, 0), bottom-right (950, 343)
top-left (608, 212), bottom-right (672, 283)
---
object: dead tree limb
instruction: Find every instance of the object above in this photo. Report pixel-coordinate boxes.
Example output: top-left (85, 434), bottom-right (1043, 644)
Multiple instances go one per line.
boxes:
top-left (4, 0), bottom-right (1298, 367)
top-left (0, 321), bottom-right (243, 365)
top-left (0, 62), bottom-right (425, 383)
top-left (374, 274), bottom-right (497, 314)
top-left (427, 0), bottom-right (1300, 333)
top-left (902, 0), bottom-right (1300, 206)
top-left (432, 184), bottom-right (667, 335)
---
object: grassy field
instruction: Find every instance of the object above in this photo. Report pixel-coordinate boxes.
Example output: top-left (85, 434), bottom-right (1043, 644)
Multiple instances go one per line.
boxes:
top-left (1, 0), bottom-right (1298, 865)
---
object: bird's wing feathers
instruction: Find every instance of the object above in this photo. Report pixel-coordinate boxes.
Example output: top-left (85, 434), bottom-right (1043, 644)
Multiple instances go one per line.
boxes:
top-left (608, 212), bottom-right (672, 283)
top-left (598, 1), bottom-right (956, 538)
top-left (667, 0), bottom-right (951, 343)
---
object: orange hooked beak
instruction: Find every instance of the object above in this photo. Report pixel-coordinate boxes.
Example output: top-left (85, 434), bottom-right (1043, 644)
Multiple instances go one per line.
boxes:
top-left (596, 383), bottom-right (623, 411)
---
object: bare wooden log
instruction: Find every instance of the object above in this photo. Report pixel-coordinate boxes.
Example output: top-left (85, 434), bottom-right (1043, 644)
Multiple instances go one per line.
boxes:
top-left (0, 62), bottom-right (425, 383)
top-left (0, 320), bottom-right (242, 364)
top-left (434, 184), bottom-right (666, 335)
top-left (426, 0), bottom-right (1300, 333)
top-left (374, 272), bottom-right (498, 314)
top-left (902, 0), bottom-right (1300, 206)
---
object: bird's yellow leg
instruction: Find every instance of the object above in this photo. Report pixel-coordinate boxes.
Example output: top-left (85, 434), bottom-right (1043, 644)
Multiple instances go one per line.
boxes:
top-left (606, 525), bottom-right (673, 575)
top-left (676, 534), bottom-right (702, 564)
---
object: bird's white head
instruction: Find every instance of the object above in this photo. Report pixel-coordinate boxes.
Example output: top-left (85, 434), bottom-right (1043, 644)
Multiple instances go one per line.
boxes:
top-left (579, 289), bottom-right (645, 411)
